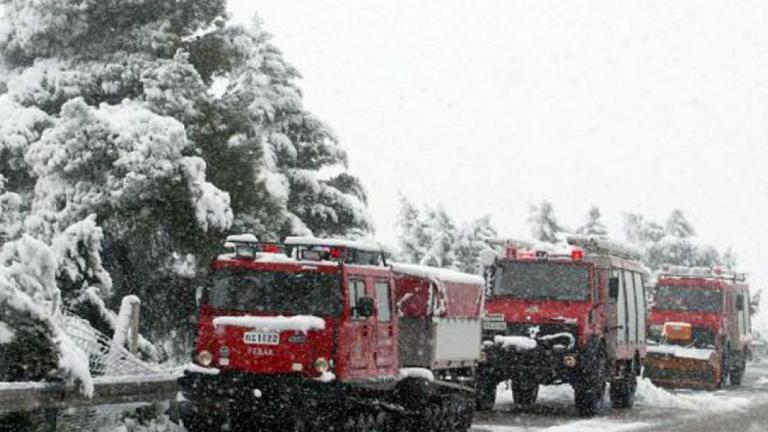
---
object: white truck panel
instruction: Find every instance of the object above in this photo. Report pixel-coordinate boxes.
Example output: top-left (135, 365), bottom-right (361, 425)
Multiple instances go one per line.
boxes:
top-left (433, 318), bottom-right (482, 368)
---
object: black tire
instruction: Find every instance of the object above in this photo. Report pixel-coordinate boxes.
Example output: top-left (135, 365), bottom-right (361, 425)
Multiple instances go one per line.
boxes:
top-left (610, 360), bottom-right (638, 409)
top-left (512, 381), bottom-right (539, 406)
top-left (475, 373), bottom-right (497, 411)
top-left (730, 355), bottom-right (746, 387)
top-left (574, 386), bottom-right (603, 418)
top-left (181, 413), bottom-right (222, 432)
top-left (574, 343), bottom-right (607, 417)
top-left (718, 350), bottom-right (730, 388)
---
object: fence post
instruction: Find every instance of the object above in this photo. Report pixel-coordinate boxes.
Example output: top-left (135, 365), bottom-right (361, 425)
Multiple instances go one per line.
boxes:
top-left (129, 301), bottom-right (140, 355)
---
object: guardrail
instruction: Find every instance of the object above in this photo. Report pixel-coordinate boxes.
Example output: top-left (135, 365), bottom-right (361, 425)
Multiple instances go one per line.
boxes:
top-left (0, 374), bottom-right (178, 414)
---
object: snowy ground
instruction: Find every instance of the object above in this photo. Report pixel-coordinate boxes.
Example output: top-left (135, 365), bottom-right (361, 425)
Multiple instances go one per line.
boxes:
top-left (472, 360), bottom-right (768, 432)
top-left (8, 361), bottom-right (768, 431)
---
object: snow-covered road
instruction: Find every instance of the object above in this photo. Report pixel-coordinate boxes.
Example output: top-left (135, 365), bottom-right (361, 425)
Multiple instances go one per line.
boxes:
top-left (472, 361), bottom-right (768, 432)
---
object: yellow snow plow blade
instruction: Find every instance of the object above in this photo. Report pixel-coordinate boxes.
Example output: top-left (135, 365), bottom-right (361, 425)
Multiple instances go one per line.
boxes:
top-left (644, 349), bottom-right (721, 390)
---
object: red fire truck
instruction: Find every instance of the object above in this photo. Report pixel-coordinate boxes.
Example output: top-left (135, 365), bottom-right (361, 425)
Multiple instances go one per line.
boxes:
top-left (178, 236), bottom-right (479, 431)
top-left (476, 237), bottom-right (648, 417)
top-left (644, 266), bottom-right (752, 390)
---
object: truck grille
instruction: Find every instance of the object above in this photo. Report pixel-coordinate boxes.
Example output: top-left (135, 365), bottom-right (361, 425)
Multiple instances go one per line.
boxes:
top-left (504, 322), bottom-right (578, 339)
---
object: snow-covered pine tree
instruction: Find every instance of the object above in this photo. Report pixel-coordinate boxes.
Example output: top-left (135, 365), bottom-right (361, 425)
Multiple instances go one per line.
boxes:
top-left (419, 205), bottom-right (458, 269)
top-left (396, 194), bottom-right (428, 263)
top-left (622, 212), bottom-right (665, 245)
top-left (528, 201), bottom-right (565, 244)
top-left (722, 247), bottom-right (737, 270)
top-left (576, 205), bottom-right (608, 238)
top-left (625, 210), bottom-right (728, 271)
top-left (0, 0), bottom-right (370, 372)
top-left (454, 214), bottom-right (497, 274)
top-left (665, 209), bottom-right (695, 239)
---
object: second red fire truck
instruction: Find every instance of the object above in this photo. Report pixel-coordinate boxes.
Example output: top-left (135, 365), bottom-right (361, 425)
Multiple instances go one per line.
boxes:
top-left (476, 236), bottom-right (649, 417)
top-left (644, 265), bottom-right (752, 390)
top-left (178, 235), bottom-right (484, 431)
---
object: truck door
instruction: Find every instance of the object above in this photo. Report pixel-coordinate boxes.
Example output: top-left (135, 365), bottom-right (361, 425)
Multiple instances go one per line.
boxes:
top-left (615, 269), bottom-right (627, 346)
top-left (345, 277), bottom-right (376, 376)
top-left (622, 269), bottom-right (638, 347)
top-left (736, 290), bottom-right (749, 344)
top-left (634, 272), bottom-right (647, 346)
top-left (374, 279), bottom-right (397, 374)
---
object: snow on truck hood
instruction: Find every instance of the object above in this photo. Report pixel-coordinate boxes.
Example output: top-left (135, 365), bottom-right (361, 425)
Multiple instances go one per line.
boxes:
top-left (212, 315), bottom-right (326, 333)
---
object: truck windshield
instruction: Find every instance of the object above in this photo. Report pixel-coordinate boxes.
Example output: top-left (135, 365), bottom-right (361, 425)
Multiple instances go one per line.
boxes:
top-left (206, 270), bottom-right (342, 316)
top-left (654, 285), bottom-right (722, 313)
top-left (493, 262), bottom-right (589, 301)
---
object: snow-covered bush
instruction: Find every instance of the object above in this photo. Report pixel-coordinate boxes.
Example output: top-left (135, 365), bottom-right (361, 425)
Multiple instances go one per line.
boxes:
top-left (0, 235), bottom-right (93, 395)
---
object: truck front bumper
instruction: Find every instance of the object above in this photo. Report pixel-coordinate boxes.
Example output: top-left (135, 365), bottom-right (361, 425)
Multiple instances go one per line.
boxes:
top-left (178, 371), bottom-right (337, 418)
top-left (480, 344), bottom-right (582, 385)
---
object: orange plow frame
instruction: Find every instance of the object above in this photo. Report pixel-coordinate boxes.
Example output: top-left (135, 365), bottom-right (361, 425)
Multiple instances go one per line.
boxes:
top-left (643, 351), bottom-right (722, 391)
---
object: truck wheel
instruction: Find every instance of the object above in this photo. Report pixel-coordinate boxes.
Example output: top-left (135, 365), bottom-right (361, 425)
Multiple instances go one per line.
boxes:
top-left (446, 394), bottom-right (474, 432)
top-left (718, 350), bottom-right (731, 388)
top-left (512, 381), bottom-right (539, 406)
top-left (574, 345), bottom-right (607, 417)
top-left (610, 361), bottom-right (637, 409)
top-left (730, 356), bottom-right (746, 386)
top-left (475, 374), bottom-right (497, 411)
top-left (181, 413), bottom-right (221, 432)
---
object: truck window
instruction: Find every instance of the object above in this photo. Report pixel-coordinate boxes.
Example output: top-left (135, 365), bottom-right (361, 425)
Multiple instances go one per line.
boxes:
top-left (207, 270), bottom-right (342, 316)
top-left (493, 261), bottom-right (589, 301)
top-left (375, 281), bottom-right (392, 322)
top-left (349, 279), bottom-right (367, 319)
top-left (654, 285), bottom-right (722, 313)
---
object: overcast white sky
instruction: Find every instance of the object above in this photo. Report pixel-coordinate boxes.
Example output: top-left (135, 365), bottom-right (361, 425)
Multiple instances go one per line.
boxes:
top-left (229, 1), bottom-right (768, 318)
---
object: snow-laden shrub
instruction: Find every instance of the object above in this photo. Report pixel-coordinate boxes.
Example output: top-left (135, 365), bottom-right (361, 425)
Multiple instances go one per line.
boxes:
top-left (0, 235), bottom-right (93, 395)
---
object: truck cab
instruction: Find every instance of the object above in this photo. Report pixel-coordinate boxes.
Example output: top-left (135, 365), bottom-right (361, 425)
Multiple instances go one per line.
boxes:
top-left (178, 235), bottom-right (476, 431)
top-left (645, 266), bottom-right (751, 389)
top-left (476, 236), bottom-right (648, 417)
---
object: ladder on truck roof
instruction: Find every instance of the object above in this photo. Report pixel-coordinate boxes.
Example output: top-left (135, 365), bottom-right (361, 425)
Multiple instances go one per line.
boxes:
top-left (566, 236), bottom-right (642, 261)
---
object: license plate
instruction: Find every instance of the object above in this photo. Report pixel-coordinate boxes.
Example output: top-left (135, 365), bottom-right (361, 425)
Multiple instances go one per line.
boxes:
top-left (243, 332), bottom-right (280, 345)
top-left (483, 321), bottom-right (507, 331)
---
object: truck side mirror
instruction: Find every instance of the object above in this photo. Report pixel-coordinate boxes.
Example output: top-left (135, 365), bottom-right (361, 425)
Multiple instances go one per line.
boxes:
top-left (356, 296), bottom-right (375, 318)
top-left (608, 277), bottom-right (620, 299)
top-left (736, 294), bottom-right (745, 311)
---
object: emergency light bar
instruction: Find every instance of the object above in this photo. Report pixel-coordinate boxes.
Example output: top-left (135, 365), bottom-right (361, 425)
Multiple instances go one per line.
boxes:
top-left (566, 236), bottom-right (642, 261)
top-left (224, 234), bottom-right (282, 259)
top-left (659, 264), bottom-right (747, 282)
top-left (284, 237), bottom-right (387, 266)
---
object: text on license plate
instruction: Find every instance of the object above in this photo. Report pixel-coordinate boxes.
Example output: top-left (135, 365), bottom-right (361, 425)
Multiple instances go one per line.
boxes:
top-left (483, 321), bottom-right (507, 331)
top-left (244, 332), bottom-right (280, 345)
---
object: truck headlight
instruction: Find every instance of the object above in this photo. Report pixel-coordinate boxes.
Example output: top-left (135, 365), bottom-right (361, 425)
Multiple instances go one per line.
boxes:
top-left (563, 356), bottom-right (577, 368)
top-left (314, 357), bottom-right (330, 373)
top-left (196, 350), bottom-right (213, 367)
